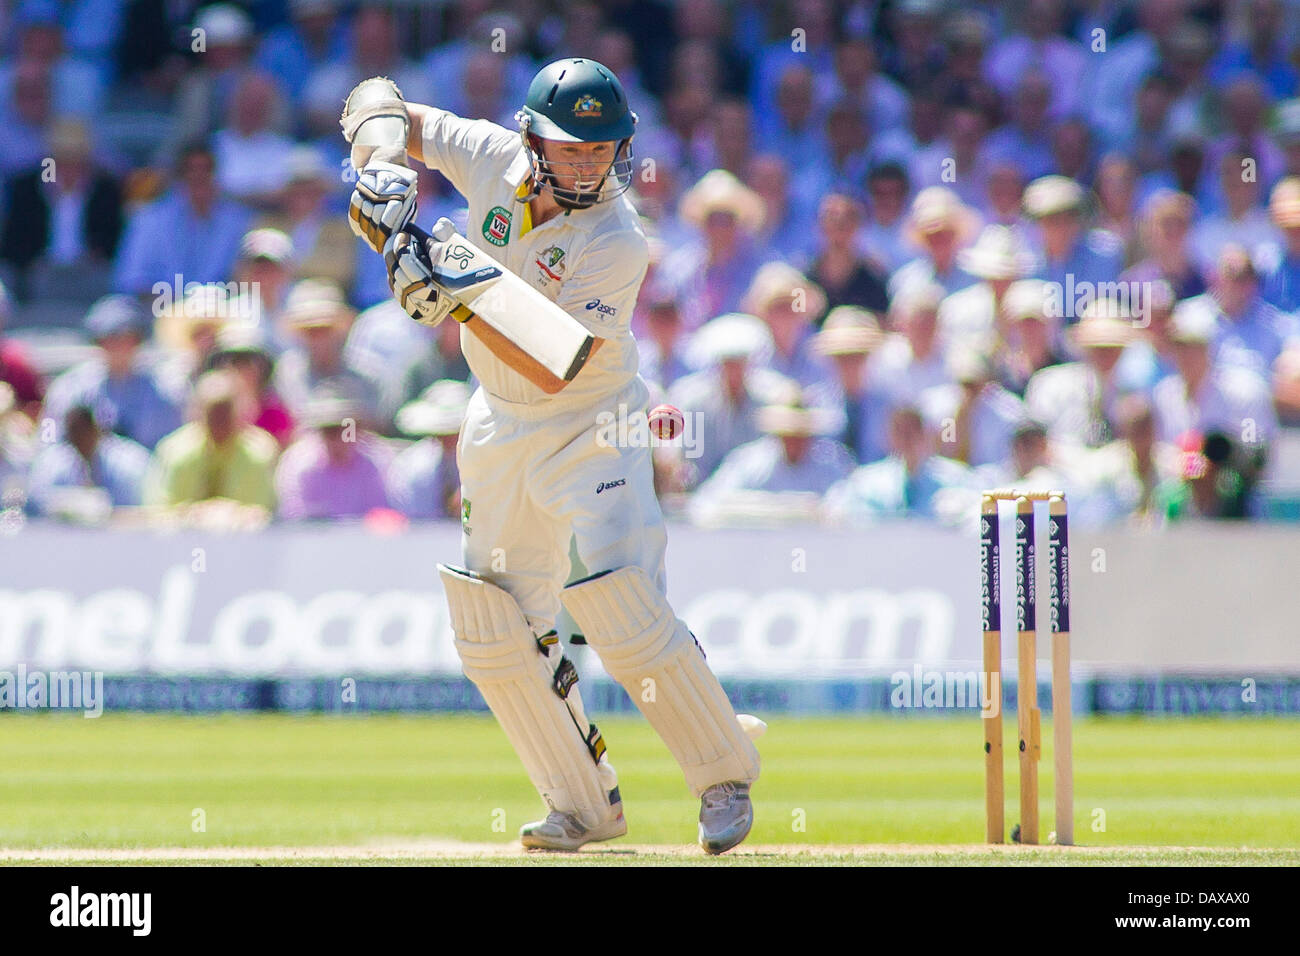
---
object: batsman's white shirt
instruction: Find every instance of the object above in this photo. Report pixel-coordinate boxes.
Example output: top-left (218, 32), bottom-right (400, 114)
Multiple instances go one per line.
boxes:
top-left (420, 108), bottom-right (665, 631)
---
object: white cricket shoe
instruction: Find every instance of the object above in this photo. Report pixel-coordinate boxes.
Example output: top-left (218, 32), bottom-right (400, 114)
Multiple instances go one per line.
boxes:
top-left (519, 807), bottom-right (627, 851)
top-left (698, 781), bottom-right (753, 855)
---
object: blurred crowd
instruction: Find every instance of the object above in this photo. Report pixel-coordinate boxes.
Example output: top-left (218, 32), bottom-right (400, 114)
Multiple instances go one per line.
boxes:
top-left (2, 0), bottom-right (1300, 529)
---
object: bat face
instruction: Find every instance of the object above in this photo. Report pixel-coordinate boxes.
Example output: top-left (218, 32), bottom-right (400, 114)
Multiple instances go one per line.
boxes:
top-left (416, 222), bottom-right (595, 384)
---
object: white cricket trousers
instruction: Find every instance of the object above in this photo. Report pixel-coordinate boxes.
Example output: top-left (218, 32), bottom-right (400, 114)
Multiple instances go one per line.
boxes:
top-left (456, 377), bottom-right (668, 633)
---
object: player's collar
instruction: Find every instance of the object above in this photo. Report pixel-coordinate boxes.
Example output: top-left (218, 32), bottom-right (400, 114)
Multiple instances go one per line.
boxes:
top-left (505, 150), bottom-right (532, 196)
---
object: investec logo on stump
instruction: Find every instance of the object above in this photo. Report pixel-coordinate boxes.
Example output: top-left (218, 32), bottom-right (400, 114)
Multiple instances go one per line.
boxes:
top-left (50, 887), bottom-right (151, 936)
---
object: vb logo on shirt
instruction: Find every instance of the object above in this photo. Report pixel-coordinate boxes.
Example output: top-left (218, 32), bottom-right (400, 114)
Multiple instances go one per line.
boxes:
top-left (482, 206), bottom-right (512, 246)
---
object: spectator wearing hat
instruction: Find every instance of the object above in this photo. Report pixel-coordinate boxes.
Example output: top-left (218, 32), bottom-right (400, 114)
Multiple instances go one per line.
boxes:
top-left (920, 348), bottom-right (1028, 468)
top-left (806, 195), bottom-right (889, 316)
top-left (213, 71), bottom-right (296, 208)
top-left (1150, 297), bottom-right (1278, 447)
top-left (1025, 301), bottom-right (1139, 448)
top-left (275, 390), bottom-right (389, 520)
top-left (26, 403), bottom-right (150, 518)
top-left (994, 279), bottom-right (1068, 397)
top-left (1190, 150), bottom-right (1277, 276)
top-left (229, 228), bottom-right (295, 350)
top-left (112, 141), bottom-right (253, 295)
top-left (690, 397), bottom-right (854, 527)
top-left (208, 323), bottom-right (294, 447)
top-left (153, 281), bottom-right (243, 400)
top-left (1122, 190), bottom-right (1206, 301)
top-left (1197, 244), bottom-right (1300, 378)
top-left (806, 307), bottom-right (894, 465)
top-left (1257, 177), bottom-right (1300, 311)
top-left (660, 169), bottom-right (769, 332)
top-left (255, 0), bottom-right (349, 106)
top-left (169, 4), bottom-right (265, 148)
top-left (0, 117), bottom-right (123, 302)
top-left (1023, 175), bottom-right (1123, 302)
top-left (939, 224), bottom-right (1034, 356)
top-left (889, 186), bottom-right (981, 300)
top-left (143, 368), bottom-right (277, 511)
top-left (742, 262), bottom-right (831, 390)
top-left (255, 147), bottom-right (356, 293)
top-left (42, 295), bottom-right (182, 450)
top-left (669, 313), bottom-right (799, 485)
top-left (387, 380), bottom-right (470, 521)
top-left (823, 404), bottom-right (975, 525)
top-left (859, 161), bottom-right (915, 277)
top-left (637, 286), bottom-right (691, 392)
top-left (274, 279), bottom-right (382, 432)
top-left (872, 282), bottom-right (951, 405)
top-left (0, 281), bottom-right (45, 421)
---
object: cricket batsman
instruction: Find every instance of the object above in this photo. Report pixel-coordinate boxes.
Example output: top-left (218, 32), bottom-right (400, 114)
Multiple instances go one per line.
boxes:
top-left (340, 58), bottom-right (760, 853)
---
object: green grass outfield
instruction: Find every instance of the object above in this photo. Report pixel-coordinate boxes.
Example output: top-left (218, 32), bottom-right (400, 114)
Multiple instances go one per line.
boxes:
top-left (1, 714), bottom-right (1297, 865)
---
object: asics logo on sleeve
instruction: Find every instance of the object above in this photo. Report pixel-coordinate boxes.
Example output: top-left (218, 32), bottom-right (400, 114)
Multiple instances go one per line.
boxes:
top-left (585, 299), bottom-right (617, 316)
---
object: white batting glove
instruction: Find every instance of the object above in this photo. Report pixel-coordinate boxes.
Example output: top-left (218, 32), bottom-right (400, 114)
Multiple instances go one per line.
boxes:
top-left (349, 161), bottom-right (418, 254)
top-left (383, 230), bottom-right (457, 327)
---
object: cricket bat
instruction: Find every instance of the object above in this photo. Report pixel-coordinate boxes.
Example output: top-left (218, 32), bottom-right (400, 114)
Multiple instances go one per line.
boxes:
top-left (409, 220), bottom-right (595, 384)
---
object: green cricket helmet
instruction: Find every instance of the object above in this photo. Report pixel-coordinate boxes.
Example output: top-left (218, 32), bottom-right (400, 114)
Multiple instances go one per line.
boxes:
top-left (516, 58), bottom-right (638, 209)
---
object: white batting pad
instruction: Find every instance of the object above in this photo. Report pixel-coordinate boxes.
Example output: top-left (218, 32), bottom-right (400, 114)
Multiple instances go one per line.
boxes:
top-left (561, 566), bottom-right (760, 797)
top-left (439, 564), bottom-right (619, 829)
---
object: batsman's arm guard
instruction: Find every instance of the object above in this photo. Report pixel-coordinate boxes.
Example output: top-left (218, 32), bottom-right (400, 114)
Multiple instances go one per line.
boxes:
top-left (340, 76), bottom-right (410, 169)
